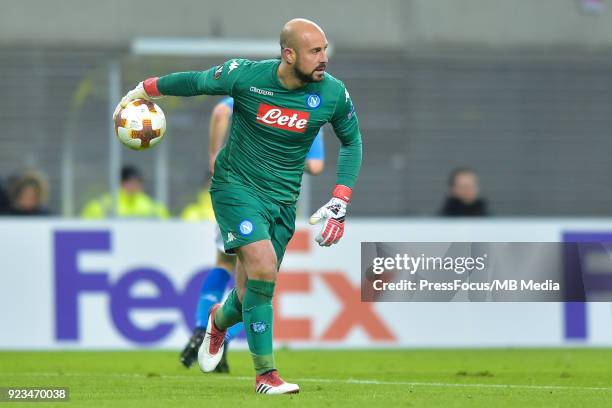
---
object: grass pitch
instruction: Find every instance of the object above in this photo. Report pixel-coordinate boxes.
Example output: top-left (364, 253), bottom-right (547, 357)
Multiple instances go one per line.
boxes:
top-left (2, 349), bottom-right (612, 407)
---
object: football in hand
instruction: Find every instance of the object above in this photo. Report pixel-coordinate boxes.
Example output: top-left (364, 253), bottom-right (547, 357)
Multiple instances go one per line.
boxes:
top-left (114, 99), bottom-right (166, 150)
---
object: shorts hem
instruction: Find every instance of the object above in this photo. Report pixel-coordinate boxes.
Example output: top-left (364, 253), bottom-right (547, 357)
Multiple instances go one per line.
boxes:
top-left (222, 236), bottom-right (270, 253)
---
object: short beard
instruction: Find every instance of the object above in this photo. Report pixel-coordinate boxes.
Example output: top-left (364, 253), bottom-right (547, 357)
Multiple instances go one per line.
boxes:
top-left (293, 64), bottom-right (318, 83)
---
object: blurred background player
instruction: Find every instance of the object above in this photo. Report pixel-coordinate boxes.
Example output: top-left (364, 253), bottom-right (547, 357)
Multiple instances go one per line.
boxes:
top-left (440, 167), bottom-right (489, 217)
top-left (179, 96), bottom-right (325, 371)
top-left (81, 165), bottom-right (169, 219)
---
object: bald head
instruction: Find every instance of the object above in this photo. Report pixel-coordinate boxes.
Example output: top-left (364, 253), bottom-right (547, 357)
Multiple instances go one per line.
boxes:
top-left (278, 18), bottom-right (329, 85)
top-left (280, 18), bottom-right (325, 52)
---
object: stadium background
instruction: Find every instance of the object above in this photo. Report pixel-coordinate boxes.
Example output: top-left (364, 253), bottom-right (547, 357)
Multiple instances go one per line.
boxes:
top-left (2, 1), bottom-right (612, 405)
top-left (2, 0), bottom-right (612, 216)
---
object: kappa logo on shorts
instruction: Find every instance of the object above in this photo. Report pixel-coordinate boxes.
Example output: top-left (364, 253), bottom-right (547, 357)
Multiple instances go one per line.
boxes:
top-left (238, 220), bottom-right (254, 236)
top-left (250, 321), bottom-right (269, 334)
top-left (227, 232), bottom-right (236, 242)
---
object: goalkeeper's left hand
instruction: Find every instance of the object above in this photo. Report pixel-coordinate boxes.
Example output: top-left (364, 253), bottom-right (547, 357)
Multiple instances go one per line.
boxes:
top-left (309, 185), bottom-right (352, 247)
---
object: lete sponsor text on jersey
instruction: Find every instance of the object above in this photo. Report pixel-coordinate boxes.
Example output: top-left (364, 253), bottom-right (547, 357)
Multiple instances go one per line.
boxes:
top-left (256, 103), bottom-right (310, 133)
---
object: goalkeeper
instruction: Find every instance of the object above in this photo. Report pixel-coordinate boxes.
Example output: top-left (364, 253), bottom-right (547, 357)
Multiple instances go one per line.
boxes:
top-left (116, 18), bottom-right (362, 395)
top-left (179, 96), bottom-right (325, 371)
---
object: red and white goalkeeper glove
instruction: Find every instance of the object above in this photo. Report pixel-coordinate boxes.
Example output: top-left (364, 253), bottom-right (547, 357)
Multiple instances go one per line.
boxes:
top-left (113, 77), bottom-right (163, 117)
top-left (309, 185), bottom-right (352, 247)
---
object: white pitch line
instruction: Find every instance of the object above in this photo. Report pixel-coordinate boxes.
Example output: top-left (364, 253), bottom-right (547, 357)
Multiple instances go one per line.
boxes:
top-left (1, 372), bottom-right (611, 392)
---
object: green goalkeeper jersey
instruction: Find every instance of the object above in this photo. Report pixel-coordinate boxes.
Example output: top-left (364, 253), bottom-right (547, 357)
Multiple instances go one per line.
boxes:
top-left (156, 58), bottom-right (362, 204)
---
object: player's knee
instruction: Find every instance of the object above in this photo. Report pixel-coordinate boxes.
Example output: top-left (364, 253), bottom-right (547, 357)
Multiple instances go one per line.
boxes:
top-left (250, 266), bottom-right (278, 282)
top-left (236, 240), bottom-right (278, 281)
top-left (247, 255), bottom-right (278, 281)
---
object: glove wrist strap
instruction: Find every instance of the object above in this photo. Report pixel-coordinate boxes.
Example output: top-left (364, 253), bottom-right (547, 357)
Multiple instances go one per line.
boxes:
top-left (143, 77), bottom-right (161, 97)
top-left (332, 185), bottom-right (352, 203)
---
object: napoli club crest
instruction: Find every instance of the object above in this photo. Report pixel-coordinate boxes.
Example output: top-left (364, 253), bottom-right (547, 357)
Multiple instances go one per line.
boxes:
top-left (306, 94), bottom-right (321, 109)
top-left (239, 220), bottom-right (254, 236)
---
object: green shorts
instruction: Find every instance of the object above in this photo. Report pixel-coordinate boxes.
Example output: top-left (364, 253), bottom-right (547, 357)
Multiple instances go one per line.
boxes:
top-left (210, 182), bottom-right (296, 266)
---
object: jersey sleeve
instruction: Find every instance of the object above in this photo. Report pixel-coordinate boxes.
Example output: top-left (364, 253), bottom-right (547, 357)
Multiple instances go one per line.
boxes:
top-left (156, 59), bottom-right (248, 97)
top-left (306, 128), bottom-right (325, 160)
top-left (330, 83), bottom-right (362, 188)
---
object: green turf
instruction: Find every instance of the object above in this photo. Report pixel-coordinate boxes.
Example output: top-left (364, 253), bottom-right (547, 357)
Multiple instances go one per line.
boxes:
top-left (1, 349), bottom-right (612, 407)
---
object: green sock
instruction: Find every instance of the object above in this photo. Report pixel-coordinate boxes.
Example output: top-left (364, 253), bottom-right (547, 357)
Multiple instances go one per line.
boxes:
top-left (243, 279), bottom-right (276, 375)
top-left (213, 288), bottom-right (243, 330)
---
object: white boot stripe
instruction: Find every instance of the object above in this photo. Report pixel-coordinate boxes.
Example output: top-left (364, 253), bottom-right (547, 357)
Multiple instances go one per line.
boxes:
top-left (256, 380), bottom-right (299, 394)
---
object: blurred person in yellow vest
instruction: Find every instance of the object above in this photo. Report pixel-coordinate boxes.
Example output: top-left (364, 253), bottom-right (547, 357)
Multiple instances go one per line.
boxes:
top-left (81, 165), bottom-right (169, 219)
top-left (181, 173), bottom-right (216, 222)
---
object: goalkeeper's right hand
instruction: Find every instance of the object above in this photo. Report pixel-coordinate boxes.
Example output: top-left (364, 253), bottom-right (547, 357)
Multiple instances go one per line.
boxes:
top-left (114, 77), bottom-right (163, 118)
